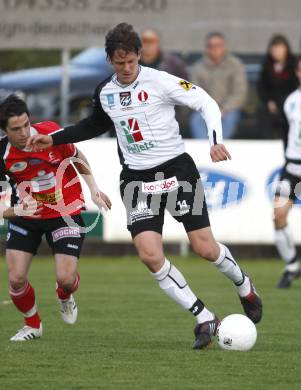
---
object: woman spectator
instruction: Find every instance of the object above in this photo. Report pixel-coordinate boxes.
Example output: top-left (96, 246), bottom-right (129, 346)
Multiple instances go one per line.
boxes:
top-left (257, 35), bottom-right (298, 144)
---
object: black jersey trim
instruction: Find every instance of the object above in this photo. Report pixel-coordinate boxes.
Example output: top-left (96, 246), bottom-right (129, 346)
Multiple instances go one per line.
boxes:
top-left (0, 137), bottom-right (19, 206)
top-left (286, 158), bottom-right (301, 165)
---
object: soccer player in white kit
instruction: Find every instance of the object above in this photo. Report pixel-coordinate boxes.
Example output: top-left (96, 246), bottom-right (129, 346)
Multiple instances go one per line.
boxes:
top-left (274, 56), bottom-right (301, 288)
top-left (28, 23), bottom-right (262, 349)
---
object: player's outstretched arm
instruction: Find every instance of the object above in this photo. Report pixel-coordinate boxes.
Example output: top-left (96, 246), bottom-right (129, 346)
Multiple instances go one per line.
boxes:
top-left (73, 148), bottom-right (112, 211)
top-left (210, 144), bottom-right (232, 163)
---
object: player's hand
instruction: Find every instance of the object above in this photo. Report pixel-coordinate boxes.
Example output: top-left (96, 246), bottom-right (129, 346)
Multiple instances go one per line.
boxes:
top-left (26, 134), bottom-right (53, 151)
top-left (210, 144), bottom-right (232, 163)
top-left (91, 189), bottom-right (112, 211)
top-left (14, 196), bottom-right (42, 218)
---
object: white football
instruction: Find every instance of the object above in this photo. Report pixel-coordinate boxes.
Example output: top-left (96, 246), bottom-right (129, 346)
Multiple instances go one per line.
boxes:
top-left (217, 314), bottom-right (257, 351)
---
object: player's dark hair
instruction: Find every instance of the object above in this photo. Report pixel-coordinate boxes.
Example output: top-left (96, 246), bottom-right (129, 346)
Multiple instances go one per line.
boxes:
top-left (105, 23), bottom-right (142, 59)
top-left (0, 94), bottom-right (29, 131)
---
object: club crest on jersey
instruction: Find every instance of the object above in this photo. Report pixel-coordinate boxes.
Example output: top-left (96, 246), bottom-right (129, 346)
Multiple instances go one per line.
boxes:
top-left (119, 91), bottom-right (132, 106)
top-left (9, 161), bottom-right (27, 173)
top-left (48, 151), bottom-right (59, 163)
top-left (179, 80), bottom-right (194, 91)
top-left (138, 90), bottom-right (149, 103)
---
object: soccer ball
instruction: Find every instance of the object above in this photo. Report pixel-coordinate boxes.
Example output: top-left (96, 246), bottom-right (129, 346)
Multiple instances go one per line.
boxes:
top-left (217, 314), bottom-right (257, 351)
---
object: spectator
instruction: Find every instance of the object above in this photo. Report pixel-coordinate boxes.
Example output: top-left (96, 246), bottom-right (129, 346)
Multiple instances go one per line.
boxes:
top-left (190, 32), bottom-right (248, 139)
top-left (140, 28), bottom-right (188, 79)
top-left (257, 34), bottom-right (298, 144)
top-left (140, 28), bottom-right (191, 137)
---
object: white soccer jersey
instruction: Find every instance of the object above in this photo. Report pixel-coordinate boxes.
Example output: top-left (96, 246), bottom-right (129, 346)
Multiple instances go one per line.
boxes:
top-left (284, 88), bottom-right (301, 163)
top-left (97, 66), bottom-right (222, 170)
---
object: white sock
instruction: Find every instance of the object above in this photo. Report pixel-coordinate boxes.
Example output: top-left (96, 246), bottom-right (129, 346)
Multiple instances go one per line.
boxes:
top-left (275, 226), bottom-right (299, 271)
top-left (214, 243), bottom-right (251, 297)
top-left (151, 258), bottom-right (214, 323)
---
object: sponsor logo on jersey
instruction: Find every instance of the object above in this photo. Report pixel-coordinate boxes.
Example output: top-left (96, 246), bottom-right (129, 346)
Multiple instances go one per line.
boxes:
top-left (120, 118), bottom-right (144, 143)
top-left (142, 177), bottom-right (179, 194)
top-left (52, 227), bottom-right (81, 242)
top-left (119, 91), bottom-right (132, 106)
top-left (106, 94), bottom-right (115, 106)
top-left (126, 141), bottom-right (156, 153)
top-left (266, 167), bottom-right (301, 205)
top-left (9, 161), bottom-right (27, 173)
top-left (199, 168), bottom-right (247, 209)
top-left (138, 90), bottom-right (149, 103)
top-left (32, 189), bottom-right (62, 204)
top-left (32, 171), bottom-right (56, 192)
top-left (290, 102), bottom-right (296, 112)
top-left (179, 80), bottom-right (194, 91)
top-left (28, 158), bottom-right (43, 166)
top-left (117, 114), bottom-right (158, 154)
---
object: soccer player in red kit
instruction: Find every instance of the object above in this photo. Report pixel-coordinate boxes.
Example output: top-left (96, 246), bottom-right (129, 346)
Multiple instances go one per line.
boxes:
top-left (0, 95), bottom-right (111, 341)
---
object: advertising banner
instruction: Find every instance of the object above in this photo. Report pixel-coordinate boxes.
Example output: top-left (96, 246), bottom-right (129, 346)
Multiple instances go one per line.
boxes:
top-left (77, 139), bottom-right (301, 244)
top-left (0, 0), bottom-right (300, 53)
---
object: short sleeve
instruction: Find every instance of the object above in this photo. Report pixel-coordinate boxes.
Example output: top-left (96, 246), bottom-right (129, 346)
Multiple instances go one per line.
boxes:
top-left (59, 143), bottom-right (77, 159)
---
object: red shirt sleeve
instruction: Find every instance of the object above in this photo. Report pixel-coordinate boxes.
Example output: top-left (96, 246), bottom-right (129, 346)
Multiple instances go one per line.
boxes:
top-left (59, 143), bottom-right (77, 159)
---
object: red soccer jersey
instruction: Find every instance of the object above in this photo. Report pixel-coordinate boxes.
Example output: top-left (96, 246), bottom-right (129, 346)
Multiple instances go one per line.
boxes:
top-left (0, 121), bottom-right (85, 219)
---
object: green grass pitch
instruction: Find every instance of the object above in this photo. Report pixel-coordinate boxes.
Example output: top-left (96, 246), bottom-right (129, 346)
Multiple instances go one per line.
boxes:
top-left (0, 256), bottom-right (301, 390)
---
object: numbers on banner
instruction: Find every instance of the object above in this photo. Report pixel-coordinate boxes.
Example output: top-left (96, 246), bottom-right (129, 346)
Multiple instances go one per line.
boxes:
top-left (3, 0), bottom-right (89, 10)
top-left (98, 0), bottom-right (167, 12)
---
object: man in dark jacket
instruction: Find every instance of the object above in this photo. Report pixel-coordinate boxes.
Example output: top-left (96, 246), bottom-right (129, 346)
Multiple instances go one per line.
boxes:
top-left (140, 28), bottom-right (191, 137)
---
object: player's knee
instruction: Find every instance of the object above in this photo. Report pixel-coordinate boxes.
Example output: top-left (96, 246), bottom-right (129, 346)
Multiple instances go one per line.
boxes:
top-left (137, 247), bottom-right (164, 269)
top-left (192, 242), bottom-right (218, 261)
top-left (9, 274), bottom-right (27, 290)
top-left (274, 208), bottom-right (287, 228)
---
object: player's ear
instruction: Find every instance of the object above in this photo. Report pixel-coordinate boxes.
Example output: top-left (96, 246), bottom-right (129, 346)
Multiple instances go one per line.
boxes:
top-left (137, 50), bottom-right (142, 62)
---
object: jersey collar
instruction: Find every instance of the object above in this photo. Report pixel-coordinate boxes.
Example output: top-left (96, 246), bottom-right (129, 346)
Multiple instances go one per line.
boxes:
top-left (112, 66), bottom-right (141, 88)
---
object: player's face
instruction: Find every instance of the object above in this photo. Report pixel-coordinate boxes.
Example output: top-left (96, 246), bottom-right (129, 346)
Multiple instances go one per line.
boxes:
top-left (5, 113), bottom-right (31, 149)
top-left (110, 49), bottom-right (140, 85)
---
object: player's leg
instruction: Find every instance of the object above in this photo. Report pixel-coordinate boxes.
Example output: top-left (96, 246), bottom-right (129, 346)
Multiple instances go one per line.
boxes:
top-left (45, 214), bottom-right (85, 324)
top-left (188, 227), bottom-right (263, 323)
top-left (273, 167), bottom-right (300, 287)
top-left (167, 155), bottom-right (262, 324)
top-left (133, 230), bottom-right (219, 349)
top-left (6, 219), bottom-right (43, 341)
top-left (55, 253), bottom-right (80, 324)
top-left (274, 196), bottom-right (300, 288)
top-left (188, 227), bottom-right (262, 324)
top-left (121, 160), bottom-right (218, 349)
